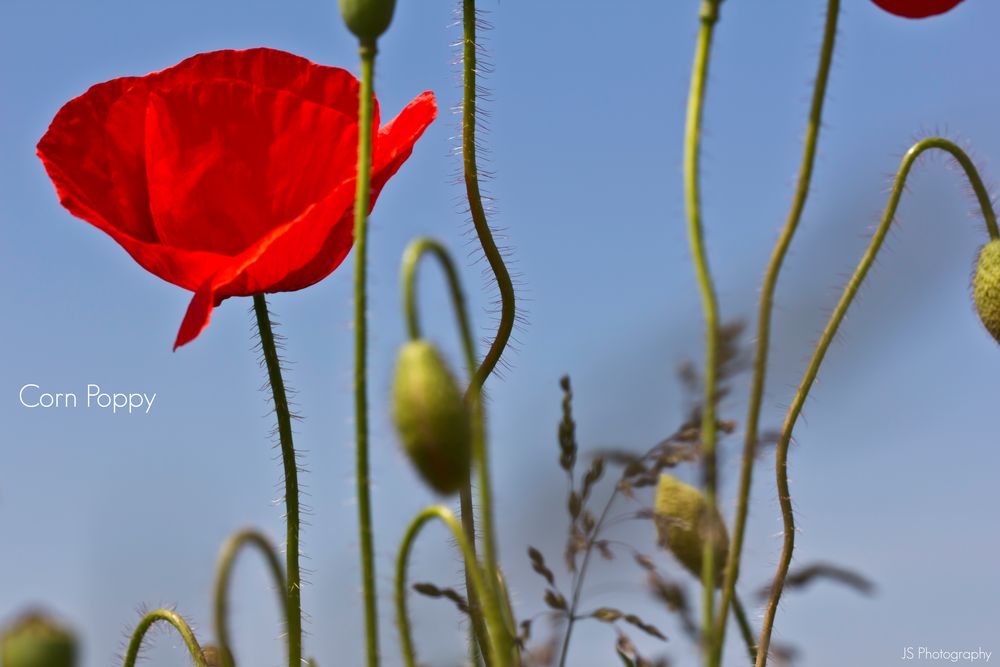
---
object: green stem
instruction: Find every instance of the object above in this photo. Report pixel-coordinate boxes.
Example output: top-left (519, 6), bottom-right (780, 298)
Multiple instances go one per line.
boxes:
top-left (683, 1), bottom-right (723, 661)
top-left (401, 238), bottom-right (492, 664)
top-left (755, 137), bottom-right (998, 667)
top-left (400, 238), bottom-right (512, 662)
top-left (252, 294), bottom-right (302, 667)
top-left (352, 39), bottom-right (380, 667)
top-left (395, 506), bottom-right (507, 667)
top-left (713, 2), bottom-right (840, 665)
top-left (731, 595), bottom-right (757, 664)
top-left (122, 609), bottom-right (207, 667)
top-left (212, 528), bottom-right (289, 667)
top-left (462, 0), bottom-right (516, 389)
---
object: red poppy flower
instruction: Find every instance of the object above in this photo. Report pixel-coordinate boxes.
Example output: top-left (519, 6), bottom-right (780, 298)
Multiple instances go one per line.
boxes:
top-left (870, 0), bottom-right (964, 18)
top-left (37, 48), bottom-right (436, 349)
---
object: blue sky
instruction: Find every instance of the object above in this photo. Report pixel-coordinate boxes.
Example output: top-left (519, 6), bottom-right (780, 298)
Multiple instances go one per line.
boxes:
top-left (2, 1), bottom-right (999, 666)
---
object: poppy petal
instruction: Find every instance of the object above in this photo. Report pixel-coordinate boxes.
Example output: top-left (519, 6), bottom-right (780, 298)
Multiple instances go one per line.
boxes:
top-left (870, 0), bottom-right (964, 18)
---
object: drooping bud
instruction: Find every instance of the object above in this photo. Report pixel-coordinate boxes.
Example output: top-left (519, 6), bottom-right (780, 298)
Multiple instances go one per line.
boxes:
top-left (1, 613), bottom-right (77, 667)
top-left (654, 474), bottom-right (729, 586)
top-left (973, 240), bottom-right (1000, 344)
top-left (339, 0), bottom-right (396, 43)
top-left (392, 340), bottom-right (472, 495)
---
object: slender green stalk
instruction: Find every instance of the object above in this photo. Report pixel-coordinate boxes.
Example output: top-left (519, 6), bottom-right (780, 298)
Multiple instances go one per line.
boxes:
top-left (462, 0), bottom-right (516, 389)
top-left (755, 137), bottom-right (998, 666)
top-left (352, 40), bottom-right (380, 667)
top-left (731, 595), bottom-right (757, 664)
top-left (400, 238), bottom-right (512, 662)
top-left (122, 609), bottom-right (207, 667)
top-left (252, 294), bottom-right (302, 667)
top-left (683, 1), bottom-right (724, 660)
top-left (712, 2), bottom-right (840, 664)
top-left (395, 506), bottom-right (507, 667)
top-left (212, 528), bottom-right (289, 667)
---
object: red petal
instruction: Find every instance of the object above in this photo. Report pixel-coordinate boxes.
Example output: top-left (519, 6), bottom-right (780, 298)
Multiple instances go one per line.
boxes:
top-left (870, 0), bottom-right (964, 18)
top-left (144, 79), bottom-right (358, 255)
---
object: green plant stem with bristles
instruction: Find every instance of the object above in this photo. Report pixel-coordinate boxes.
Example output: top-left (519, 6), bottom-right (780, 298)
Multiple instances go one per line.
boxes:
top-left (400, 237), bottom-right (512, 664)
top-left (122, 609), bottom-right (207, 667)
top-left (252, 294), bottom-right (302, 667)
top-left (462, 0), bottom-right (515, 390)
top-left (731, 595), bottom-right (757, 664)
top-left (712, 2), bottom-right (839, 665)
top-left (683, 1), bottom-right (723, 661)
top-left (212, 528), bottom-right (289, 667)
top-left (395, 506), bottom-right (508, 667)
top-left (352, 39), bottom-right (380, 667)
top-left (755, 137), bottom-right (998, 667)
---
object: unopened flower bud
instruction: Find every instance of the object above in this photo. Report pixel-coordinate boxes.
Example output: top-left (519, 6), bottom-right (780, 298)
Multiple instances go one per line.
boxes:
top-left (1, 613), bottom-right (77, 667)
top-left (973, 240), bottom-right (1000, 344)
top-left (654, 474), bottom-right (729, 585)
top-left (392, 340), bottom-right (472, 495)
top-left (339, 0), bottom-right (396, 43)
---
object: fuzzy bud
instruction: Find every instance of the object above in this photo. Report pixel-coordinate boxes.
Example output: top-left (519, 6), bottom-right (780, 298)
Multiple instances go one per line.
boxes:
top-left (973, 239), bottom-right (1000, 344)
top-left (339, 0), bottom-right (396, 43)
top-left (654, 474), bottom-right (729, 586)
top-left (391, 340), bottom-right (472, 495)
top-left (1, 613), bottom-right (77, 667)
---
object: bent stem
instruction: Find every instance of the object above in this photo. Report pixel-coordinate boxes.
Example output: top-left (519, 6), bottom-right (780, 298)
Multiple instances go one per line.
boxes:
top-left (462, 0), bottom-right (516, 388)
top-left (352, 39), bottom-right (380, 667)
top-left (122, 609), bottom-right (207, 667)
top-left (683, 0), bottom-right (724, 659)
top-left (755, 137), bottom-right (998, 667)
top-left (252, 294), bottom-right (302, 667)
top-left (212, 528), bottom-right (289, 667)
top-left (713, 1), bottom-right (840, 664)
top-left (400, 238), bottom-right (510, 661)
top-left (395, 506), bottom-right (507, 667)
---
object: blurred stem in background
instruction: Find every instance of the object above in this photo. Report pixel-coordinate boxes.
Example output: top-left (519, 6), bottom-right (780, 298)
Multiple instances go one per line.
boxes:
top-left (681, 0), bottom-right (723, 662)
top-left (712, 1), bottom-right (840, 665)
top-left (754, 137), bottom-right (998, 666)
top-left (252, 294), bottom-right (303, 667)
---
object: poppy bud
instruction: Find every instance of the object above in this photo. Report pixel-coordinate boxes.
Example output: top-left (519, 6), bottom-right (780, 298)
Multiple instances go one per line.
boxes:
top-left (339, 0), bottom-right (397, 42)
top-left (974, 240), bottom-right (1000, 344)
top-left (1, 613), bottom-right (77, 667)
top-left (654, 474), bottom-right (729, 585)
top-left (392, 340), bottom-right (472, 495)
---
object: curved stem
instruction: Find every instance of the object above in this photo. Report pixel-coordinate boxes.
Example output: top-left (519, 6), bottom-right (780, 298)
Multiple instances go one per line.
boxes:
top-left (395, 506), bottom-right (507, 667)
top-left (352, 39), bottom-right (380, 667)
top-left (713, 2), bottom-right (840, 665)
top-left (401, 237), bottom-right (508, 661)
top-left (683, 1), bottom-right (724, 660)
top-left (755, 137), bottom-right (998, 667)
top-left (462, 0), bottom-right (516, 389)
top-left (252, 294), bottom-right (302, 667)
top-left (122, 609), bottom-right (207, 667)
top-left (212, 528), bottom-right (289, 667)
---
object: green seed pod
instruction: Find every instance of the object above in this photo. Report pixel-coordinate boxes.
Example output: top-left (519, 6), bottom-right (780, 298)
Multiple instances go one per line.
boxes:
top-left (339, 0), bottom-right (396, 42)
top-left (654, 474), bottom-right (729, 586)
top-left (392, 340), bottom-right (472, 495)
top-left (973, 239), bottom-right (1000, 344)
top-left (1, 613), bottom-right (77, 667)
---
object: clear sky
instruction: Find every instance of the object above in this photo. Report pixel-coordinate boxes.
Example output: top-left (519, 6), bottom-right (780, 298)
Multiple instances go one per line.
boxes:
top-left (2, 1), bottom-right (999, 666)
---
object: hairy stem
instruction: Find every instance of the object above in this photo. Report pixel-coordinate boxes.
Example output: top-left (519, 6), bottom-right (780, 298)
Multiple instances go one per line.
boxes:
top-left (683, 0), bottom-right (724, 660)
top-left (755, 138), bottom-right (998, 666)
top-left (395, 506), bottom-right (507, 667)
top-left (462, 0), bottom-right (515, 388)
top-left (122, 609), bottom-right (206, 667)
top-left (713, 2), bottom-right (840, 665)
top-left (352, 39), bottom-right (380, 667)
top-left (401, 238), bottom-right (510, 663)
top-left (212, 528), bottom-right (289, 667)
top-left (252, 294), bottom-right (302, 667)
